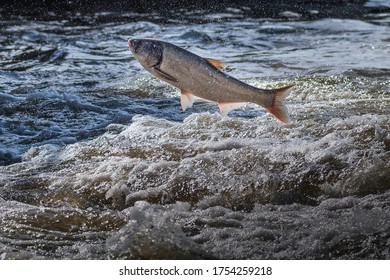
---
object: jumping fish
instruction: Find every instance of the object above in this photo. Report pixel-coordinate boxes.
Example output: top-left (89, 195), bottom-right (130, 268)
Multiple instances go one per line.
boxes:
top-left (128, 38), bottom-right (294, 123)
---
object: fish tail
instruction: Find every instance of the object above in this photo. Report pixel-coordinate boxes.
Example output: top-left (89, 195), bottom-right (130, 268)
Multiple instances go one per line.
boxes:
top-left (264, 84), bottom-right (294, 124)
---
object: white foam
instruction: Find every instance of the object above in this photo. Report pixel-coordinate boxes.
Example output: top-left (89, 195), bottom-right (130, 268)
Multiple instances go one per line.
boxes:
top-left (106, 201), bottom-right (203, 259)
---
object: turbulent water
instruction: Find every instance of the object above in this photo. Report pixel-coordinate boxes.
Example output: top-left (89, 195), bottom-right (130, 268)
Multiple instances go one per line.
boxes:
top-left (1, 2), bottom-right (390, 259)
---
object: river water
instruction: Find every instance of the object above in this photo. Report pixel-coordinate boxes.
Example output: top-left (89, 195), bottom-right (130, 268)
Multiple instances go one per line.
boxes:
top-left (1, 1), bottom-right (389, 259)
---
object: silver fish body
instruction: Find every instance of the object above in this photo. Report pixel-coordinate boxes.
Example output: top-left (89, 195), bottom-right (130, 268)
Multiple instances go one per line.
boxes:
top-left (128, 38), bottom-right (293, 123)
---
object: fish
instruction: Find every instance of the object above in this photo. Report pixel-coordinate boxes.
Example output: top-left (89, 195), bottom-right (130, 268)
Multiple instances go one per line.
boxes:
top-left (128, 38), bottom-right (294, 123)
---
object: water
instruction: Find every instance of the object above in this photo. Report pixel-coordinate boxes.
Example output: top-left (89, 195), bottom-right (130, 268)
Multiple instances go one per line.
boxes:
top-left (1, 1), bottom-right (390, 259)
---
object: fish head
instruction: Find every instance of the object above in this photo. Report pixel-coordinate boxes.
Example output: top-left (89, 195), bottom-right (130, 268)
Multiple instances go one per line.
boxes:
top-left (128, 39), bottom-right (163, 68)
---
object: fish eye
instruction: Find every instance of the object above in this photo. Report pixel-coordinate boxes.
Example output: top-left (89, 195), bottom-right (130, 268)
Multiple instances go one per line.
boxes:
top-left (143, 41), bottom-right (156, 51)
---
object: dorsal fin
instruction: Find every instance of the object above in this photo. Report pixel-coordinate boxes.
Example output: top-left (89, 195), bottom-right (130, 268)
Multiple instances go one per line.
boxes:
top-left (205, 58), bottom-right (225, 70)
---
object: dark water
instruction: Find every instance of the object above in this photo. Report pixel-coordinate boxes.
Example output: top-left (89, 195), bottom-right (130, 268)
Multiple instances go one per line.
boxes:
top-left (1, 1), bottom-right (390, 259)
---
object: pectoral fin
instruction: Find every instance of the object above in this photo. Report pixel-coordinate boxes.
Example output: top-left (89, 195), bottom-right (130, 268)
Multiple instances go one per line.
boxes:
top-left (205, 58), bottom-right (225, 70)
top-left (218, 102), bottom-right (246, 116)
top-left (180, 90), bottom-right (195, 111)
top-left (154, 67), bottom-right (179, 83)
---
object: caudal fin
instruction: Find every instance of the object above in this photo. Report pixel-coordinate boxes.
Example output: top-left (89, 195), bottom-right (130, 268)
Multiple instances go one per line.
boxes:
top-left (264, 85), bottom-right (294, 124)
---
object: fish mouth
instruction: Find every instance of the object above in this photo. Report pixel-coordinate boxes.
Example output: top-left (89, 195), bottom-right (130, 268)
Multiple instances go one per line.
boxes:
top-left (128, 39), bottom-right (133, 48)
top-left (128, 38), bottom-right (138, 52)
